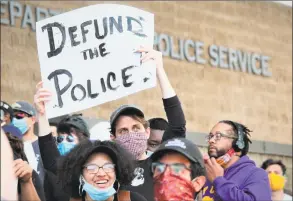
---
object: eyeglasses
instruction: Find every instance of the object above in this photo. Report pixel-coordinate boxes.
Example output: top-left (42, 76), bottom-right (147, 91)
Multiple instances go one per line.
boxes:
top-left (151, 162), bottom-right (191, 175)
top-left (57, 135), bottom-right (75, 143)
top-left (83, 163), bottom-right (116, 174)
top-left (205, 132), bottom-right (238, 142)
top-left (14, 112), bottom-right (31, 119)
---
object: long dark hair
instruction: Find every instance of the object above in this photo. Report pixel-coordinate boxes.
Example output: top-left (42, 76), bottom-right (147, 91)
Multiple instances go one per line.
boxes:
top-left (57, 140), bottom-right (136, 198)
top-left (5, 132), bottom-right (27, 161)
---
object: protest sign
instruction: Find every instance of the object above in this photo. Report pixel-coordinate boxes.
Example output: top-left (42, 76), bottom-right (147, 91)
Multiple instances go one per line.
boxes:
top-left (36, 4), bottom-right (155, 118)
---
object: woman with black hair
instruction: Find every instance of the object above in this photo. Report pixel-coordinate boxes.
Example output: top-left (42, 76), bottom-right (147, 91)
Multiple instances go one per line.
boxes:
top-left (57, 140), bottom-right (147, 201)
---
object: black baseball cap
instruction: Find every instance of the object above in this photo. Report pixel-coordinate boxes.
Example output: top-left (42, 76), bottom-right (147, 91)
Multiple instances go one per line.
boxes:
top-left (11, 101), bottom-right (36, 116)
top-left (110, 104), bottom-right (144, 127)
top-left (0, 101), bottom-right (14, 119)
top-left (57, 114), bottom-right (90, 137)
top-left (151, 138), bottom-right (204, 168)
top-left (88, 144), bottom-right (118, 165)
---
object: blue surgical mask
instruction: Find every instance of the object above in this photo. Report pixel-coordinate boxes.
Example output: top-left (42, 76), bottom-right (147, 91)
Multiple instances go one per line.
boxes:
top-left (81, 176), bottom-right (116, 201)
top-left (12, 118), bottom-right (29, 135)
top-left (57, 142), bottom-right (76, 155)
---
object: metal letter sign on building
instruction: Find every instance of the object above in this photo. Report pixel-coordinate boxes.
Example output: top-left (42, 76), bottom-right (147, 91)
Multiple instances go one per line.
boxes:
top-left (1, 1), bottom-right (272, 77)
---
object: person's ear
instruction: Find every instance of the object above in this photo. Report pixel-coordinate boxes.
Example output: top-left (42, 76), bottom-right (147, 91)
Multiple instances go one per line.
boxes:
top-left (284, 175), bottom-right (287, 184)
top-left (31, 116), bottom-right (36, 125)
top-left (145, 127), bottom-right (150, 139)
top-left (191, 176), bottom-right (206, 192)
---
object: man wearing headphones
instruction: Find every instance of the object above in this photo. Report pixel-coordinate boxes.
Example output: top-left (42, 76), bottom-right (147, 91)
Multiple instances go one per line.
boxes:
top-left (201, 120), bottom-right (272, 201)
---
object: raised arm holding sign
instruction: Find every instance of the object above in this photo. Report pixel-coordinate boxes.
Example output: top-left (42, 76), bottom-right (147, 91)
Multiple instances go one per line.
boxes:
top-left (36, 4), bottom-right (155, 119)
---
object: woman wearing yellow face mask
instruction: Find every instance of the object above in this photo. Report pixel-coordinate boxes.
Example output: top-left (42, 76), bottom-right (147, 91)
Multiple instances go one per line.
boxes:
top-left (261, 159), bottom-right (292, 201)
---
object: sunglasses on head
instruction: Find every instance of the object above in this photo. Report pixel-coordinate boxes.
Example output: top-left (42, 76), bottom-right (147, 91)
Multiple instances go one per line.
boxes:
top-left (57, 135), bottom-right (75, 143)
top-left (14, 112), bottom-right (32, 119)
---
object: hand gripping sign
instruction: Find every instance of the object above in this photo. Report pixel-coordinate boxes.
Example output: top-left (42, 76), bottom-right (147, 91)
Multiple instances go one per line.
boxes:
top-left (36, 4), bottom-right (155, 118)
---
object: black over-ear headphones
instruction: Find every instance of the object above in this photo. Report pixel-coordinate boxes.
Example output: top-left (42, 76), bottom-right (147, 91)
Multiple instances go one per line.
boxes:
top-left (230, 121), bottom-right (245, 151)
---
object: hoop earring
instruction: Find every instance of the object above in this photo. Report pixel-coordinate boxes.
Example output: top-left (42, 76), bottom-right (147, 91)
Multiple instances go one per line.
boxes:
top-left (79, 175), bottom-right (85, 196)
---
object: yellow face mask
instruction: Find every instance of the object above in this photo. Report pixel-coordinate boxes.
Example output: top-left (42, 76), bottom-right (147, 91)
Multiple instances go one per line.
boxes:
top-left (268, 173), bottom-right (285, 191)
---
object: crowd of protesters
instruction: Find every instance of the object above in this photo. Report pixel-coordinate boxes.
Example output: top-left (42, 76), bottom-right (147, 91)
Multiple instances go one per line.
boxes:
top-left (1, 47), bottom-right (292, 201)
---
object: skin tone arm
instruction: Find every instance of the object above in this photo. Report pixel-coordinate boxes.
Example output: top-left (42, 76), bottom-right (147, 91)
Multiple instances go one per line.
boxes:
top-left (1, 128), bottom-right (18, 201)
top-left (136, 46), bottom-right (176, 99)
top-left (14, 159), bottom-right (41, 201)
top-left (137, 47), bottom-right (186, 143)
top-left (34, 82), bottom-right (52, 136)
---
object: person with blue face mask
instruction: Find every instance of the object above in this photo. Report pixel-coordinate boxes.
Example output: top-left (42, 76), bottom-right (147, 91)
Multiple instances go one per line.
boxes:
top-left (57, 140), bottom-right (148, 201)
top-left (55, 114), bottom-right (90, 156)
top-left (33, 82), bottom-right (92, 201)
top-left (10, 101), bottom-right (46, 186)
top-left (56, 134), bottom-right (77, 155)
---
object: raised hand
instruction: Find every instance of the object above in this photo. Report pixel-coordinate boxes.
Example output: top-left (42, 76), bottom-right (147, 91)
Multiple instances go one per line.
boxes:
top-left (34, 81), bottom-right (52, 116)
top-left (203, 154), bottom-right (224, 183)
top-left (135, 46), bottom-right (163, 72)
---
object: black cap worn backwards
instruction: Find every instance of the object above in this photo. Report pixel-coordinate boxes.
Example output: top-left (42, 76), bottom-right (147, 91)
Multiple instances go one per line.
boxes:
top-left (151, 138), bottom-right (204, 168)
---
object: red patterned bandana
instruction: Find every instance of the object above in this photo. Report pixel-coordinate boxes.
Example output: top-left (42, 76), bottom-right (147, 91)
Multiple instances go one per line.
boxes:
top-left (154, 172), bottom-right (195, 201)
top-left (115, 132), bottom-right (148, 160)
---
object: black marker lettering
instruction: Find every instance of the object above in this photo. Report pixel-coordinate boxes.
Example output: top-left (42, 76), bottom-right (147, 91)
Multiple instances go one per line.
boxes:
top-left (94, 18), bottom-right (108, 39)
top-left (126, 16), bottom-right (147, 37)
top-left (107, 72), bottom-right (120, 90)
top-left (93, 47), bottom-right (99, 58)
top-left (100, 78), bottom-right (107, 93)
top-left (109, 16), bottom-right (123, 34)
top-left (87, 80), bottom-right (99, 99)
top-left (41, 22), bottom-right (66, 58)
top-left (81, 49), bottom-right (89, 60)
top-left (68, 26), bottom-right (80, 47)
top-left (121, 65), bottom-right (134, 87)
top-left (80, 20), bottom-right (92, 43)
top-left (99, 43), bottom-right (109, 57)
top-left (47, 69), bottom-right (72, 108)
top-left (71, 84), bottom-right (86, 101)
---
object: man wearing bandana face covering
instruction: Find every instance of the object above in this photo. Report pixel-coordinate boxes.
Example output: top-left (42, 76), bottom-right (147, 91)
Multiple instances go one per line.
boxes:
top-left (109, 47), bottom-right (186, 201)
top-left (201, 120), bottom-right (272, 201)
top-left (150, 138), bottom-right (206, 201)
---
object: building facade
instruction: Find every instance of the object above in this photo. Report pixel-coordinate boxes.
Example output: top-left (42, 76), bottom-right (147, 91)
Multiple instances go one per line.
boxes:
top-left (1, 1), bottom-right (292, 190)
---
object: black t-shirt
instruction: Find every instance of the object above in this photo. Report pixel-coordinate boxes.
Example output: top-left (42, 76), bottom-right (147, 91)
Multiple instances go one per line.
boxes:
top-left (44, 170), bottom-right (70, 201)
top-left (31, 139), bottom-right (45, 184)
top-left (121, 158), bottom-right (154, 201)
top-left (23, 139), bottom-right (46, 184)
top-left (120, 96), bottom-right (187, 201)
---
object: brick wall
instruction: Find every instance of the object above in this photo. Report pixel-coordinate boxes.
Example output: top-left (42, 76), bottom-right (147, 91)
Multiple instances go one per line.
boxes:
top-left (1, 0), bottom-right (292, 191)
top-left (2, 1), bottom-right (291, 143)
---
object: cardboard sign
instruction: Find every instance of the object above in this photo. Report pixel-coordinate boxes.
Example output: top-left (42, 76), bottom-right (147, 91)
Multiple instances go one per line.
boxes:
top-left (90, 121), bottom-right (111, 141)
top-left (36, 4), bottom-right (155, 118)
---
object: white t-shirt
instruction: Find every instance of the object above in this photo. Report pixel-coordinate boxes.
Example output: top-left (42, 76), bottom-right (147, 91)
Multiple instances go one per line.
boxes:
top-left (283, 193), bottom-right (293, 201)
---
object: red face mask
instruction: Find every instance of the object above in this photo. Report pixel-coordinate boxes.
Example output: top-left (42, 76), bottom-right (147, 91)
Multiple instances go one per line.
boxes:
top-left (154, 171), bottom-right (195, 201)
top-left (216, 148), bottom-right (238, 167)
